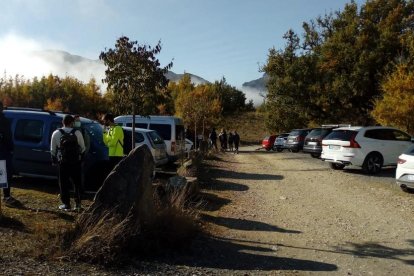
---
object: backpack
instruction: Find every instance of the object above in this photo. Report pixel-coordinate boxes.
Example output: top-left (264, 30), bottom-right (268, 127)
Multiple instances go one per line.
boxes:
top-left (58, 129), bottom-right (80, 164)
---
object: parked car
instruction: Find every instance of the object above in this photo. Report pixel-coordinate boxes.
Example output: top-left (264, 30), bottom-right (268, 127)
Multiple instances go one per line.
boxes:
top-left (321, 126), bottom-right (413, 174)
top-left (262, 135), bottom-right (277, 151)
top-left (122, 127), bottom-right (169, 167)
top-left (303, 126), bottom-right (339, 158)
top-left (115, 115), bottom-right (185, 161)
top-left (4, 107), bottom-right (108, 188)
top-left (272, 133), bottom-right (289, 152)
top-left (285, 129), bottom-right (312, 152)
top-left (396, 146), bottom-right (414, 192)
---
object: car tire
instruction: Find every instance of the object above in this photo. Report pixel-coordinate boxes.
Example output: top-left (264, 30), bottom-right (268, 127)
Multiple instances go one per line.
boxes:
top-left (272, 147), bottom-right (277, 151)
top-left (311, 153), bottom-right (321, 158)
top-left (401, 186), bottom-right (414, 193)
top-left (265, 148), bottom-right (271, 151)
top-left (362, 152), bottom-right (383, 174)
top-left (330, 163), bottom-right (345, 170)
top-left (276, 148), bottom-right (283, 152)
top-left (291, 149), bottom-right (299, 153)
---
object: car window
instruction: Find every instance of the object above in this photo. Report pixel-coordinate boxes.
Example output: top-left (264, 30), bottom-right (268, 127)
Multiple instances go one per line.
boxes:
top-left (324, 130), bottom-right (357, 141)
top-left (149, 124), bottom-right (171, 140)
top-left (126, 123), bottom-right (147, 129)
top-left (135, 133), bottom-right (145, 143)
top-left (393, 130), bottom-right (411, 141)
top-left (15, 119), bottom-right (44, 143)
top-left (364, 129), bottom-right (385, 140)
top-left (148, 131), bottom-right (165, 145)
top-left (176, 124), bottom-right (184, 140)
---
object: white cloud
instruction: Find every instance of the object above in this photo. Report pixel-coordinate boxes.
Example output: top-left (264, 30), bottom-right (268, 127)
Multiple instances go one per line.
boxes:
top-left (0, 32), bottom-right (106, 88)
top-left (239, 86), bottom-right (266, 107)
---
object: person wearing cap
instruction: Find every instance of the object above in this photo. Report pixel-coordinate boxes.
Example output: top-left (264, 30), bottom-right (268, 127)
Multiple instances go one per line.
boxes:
top-left (102, 113), bottom-right (124, 172)
top-left (51, 115), bottom-right (85, 211)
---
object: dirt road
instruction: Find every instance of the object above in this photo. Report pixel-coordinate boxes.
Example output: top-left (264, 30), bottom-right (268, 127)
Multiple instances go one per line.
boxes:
top-left (196, 146), bottom-right (414, 275)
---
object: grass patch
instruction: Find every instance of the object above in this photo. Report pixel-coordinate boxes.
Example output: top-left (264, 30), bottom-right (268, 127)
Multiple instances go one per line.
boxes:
top-left (219, 111), bottom-right (268, 144)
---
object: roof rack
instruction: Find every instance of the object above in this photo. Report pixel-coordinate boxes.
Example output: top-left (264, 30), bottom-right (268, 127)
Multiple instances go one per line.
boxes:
top-left (5, 107), bottom-right (57, 116)
top-left (321, 124), bottom-right (351, 128)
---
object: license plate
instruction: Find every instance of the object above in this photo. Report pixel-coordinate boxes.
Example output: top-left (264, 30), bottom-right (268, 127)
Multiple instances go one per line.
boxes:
top-left (329, 145), bottom-right (340, 150)
top-left (308, 142), bottom-right (317, 145)
top-left (408, 175), bottom-right (414, 181)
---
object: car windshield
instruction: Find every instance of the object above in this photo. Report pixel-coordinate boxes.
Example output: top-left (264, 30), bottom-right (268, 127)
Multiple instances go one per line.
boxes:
top-left (324, 130), bottom-right (357, 141)
top-left (148, 131), bottom-right (165, 145)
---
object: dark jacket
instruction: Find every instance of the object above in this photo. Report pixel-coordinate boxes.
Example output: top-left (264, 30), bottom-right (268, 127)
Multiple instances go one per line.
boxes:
top-left (0, 112), bottom-right (13, 157)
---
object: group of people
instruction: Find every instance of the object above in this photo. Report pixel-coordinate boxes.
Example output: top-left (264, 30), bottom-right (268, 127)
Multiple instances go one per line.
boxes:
top-left (0, 100), bottom-right (125, 211)
top-left (50, 113), bottom-right (124, 211)
top-left (209, 128), bottom-right (240, 154)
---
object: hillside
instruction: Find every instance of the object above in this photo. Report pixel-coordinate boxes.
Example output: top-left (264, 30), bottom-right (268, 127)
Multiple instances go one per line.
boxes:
top-left (218, 112), bottom-right (268, 144)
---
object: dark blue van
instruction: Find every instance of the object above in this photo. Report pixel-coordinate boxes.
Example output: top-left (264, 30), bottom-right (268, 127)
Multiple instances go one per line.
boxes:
top-left (4, 107), bottom-right (108, 188)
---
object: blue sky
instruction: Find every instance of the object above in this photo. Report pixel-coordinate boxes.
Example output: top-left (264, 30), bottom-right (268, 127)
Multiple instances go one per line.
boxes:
top-left (0, 0), bottom-right (365, 93)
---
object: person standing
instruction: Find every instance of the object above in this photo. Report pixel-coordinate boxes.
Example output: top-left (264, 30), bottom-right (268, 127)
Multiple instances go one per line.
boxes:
top-left (0, 101), bottom-right (17, 207)
top-left (102, 113), bottom-right (124, 172)
top-left (209, 128), bottom-right (218, 150)
top-left (233, 130), bottom-right (240, 154)
top-left (228, 131), bottom-right (234, 152)
top-left (51, 115), bottom-right (85, 211)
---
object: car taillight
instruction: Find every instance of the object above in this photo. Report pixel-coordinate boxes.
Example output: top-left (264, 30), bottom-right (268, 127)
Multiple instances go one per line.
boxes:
top-left (398, 158), bottom-right (407, 164)
top-left (344, 133), bottom-right (360, 148)
top-left (171, 141), bottom-right (176, 153)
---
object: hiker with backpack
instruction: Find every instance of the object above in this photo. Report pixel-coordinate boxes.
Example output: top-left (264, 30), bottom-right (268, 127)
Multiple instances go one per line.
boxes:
top-left (51, 115), bottom-right (85, 211)
top-left (102, 113), bottom-right (124, 173)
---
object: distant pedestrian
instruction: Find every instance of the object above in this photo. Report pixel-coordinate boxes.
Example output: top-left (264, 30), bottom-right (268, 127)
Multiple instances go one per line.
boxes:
top-left (233, 130), bottom-right (240, 154)
top-left (209, 128), bottom-right (218, 150)
top-left (228, 132), bottom-right (234, 152)
top-left (51, 115), bottom-right (86, 211)
top-left (219, 129), bottom-right (227, 152)
top-left (0, 101), bottom-right (18, 207)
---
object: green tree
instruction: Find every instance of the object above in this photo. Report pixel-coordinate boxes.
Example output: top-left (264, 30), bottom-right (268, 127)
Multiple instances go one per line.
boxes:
top-left (99, 36), bottom-right (173, 142)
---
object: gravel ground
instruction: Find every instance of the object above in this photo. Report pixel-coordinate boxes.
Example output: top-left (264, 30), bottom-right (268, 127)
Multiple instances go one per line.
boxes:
top-left (2, 145), bottom-right (414, 275)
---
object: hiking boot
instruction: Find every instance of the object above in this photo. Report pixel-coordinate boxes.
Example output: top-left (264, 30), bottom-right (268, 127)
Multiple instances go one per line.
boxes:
top-left (3, 196), bottom-right (18, 207)
top-left (58, 204), bottom-right (71, 211)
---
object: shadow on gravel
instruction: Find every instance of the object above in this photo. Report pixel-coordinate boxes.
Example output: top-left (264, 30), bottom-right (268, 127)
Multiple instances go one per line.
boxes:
top-left (342, 168), bottom-right (396, 178)
top-left (202, 214), bottom-right (302, 233)
top-left (198, 192), bottom-right (232, 212)
top-left (202, 179), bottom-right (249, 192)
top-left (208, 168), bottom-right (283, 181)
top-left (164, 236), bottom-right (338, 272)
top-left (278, 168), bottom-right (330, 172)
top-left (333, 241), bottom-right (414, 265)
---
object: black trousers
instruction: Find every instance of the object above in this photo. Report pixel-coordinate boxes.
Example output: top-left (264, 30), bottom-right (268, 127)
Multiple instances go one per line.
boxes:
top-left (58, 162), bottom-right (82, 206)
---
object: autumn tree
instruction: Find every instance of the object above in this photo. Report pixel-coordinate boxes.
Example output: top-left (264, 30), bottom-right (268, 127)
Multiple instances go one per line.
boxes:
top-left (99, 36), bottom-right (173, 143)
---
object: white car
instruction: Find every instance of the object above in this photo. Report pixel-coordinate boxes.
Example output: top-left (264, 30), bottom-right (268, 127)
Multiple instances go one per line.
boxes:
top-left (321, 126), bottom-right (413, 174)
top-left (396, 146), bottom-right (414, 192)
top-left (122, 127), bottom-right (169, 167)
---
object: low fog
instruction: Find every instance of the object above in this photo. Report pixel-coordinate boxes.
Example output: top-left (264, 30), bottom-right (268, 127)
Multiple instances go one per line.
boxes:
top-left (0, 33), bottom-right (264, 105)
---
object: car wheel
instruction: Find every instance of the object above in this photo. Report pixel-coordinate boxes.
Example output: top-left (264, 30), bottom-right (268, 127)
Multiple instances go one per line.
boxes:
top-left (291, 149), bottom-right (299, 153)
top-left (329, 163), bottom-right (345, 170)
top-left (265, 148), bottom-right (271, 151)
top-left (401, 185), bottom-right (414, 193)
top-left (276, 148), bottom-right (283, 152)
top-left (272, 147), bottom-right (277, 151)
top-left (311, 153), bottom-right (321, 158)
top-left (362, 152), bottom-right (383, 174)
